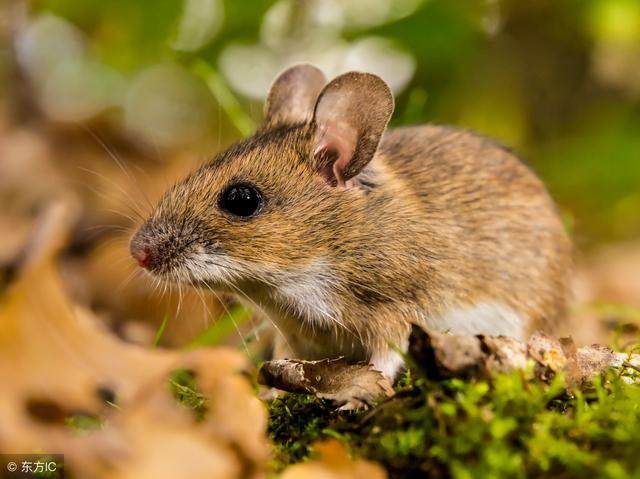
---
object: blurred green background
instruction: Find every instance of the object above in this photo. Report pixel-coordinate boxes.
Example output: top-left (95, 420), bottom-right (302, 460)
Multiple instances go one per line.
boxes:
top-left (4, 0), bottom-right (640, 248)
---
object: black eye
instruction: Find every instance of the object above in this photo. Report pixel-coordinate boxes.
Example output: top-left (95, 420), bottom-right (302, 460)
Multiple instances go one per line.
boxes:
top-left (219, 183), bottom-right (264, 218)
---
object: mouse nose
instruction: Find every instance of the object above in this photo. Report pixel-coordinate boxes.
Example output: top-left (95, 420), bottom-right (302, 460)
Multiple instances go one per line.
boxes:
top-left (130, 233), bottom-right (154, 269)
top-left (131, 245), bottom-right (152, 269)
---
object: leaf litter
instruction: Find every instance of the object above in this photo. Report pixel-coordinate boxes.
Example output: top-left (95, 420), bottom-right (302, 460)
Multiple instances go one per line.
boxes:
top-left (0, 200), bottom-right (268, 478)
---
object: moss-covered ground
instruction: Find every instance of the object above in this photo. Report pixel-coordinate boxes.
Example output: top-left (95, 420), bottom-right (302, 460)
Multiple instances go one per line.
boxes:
top-left (267, 361), bottom-right (640, 478)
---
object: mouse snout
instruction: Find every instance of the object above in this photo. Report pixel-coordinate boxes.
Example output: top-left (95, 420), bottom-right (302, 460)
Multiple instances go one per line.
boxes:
top-left (130, 221), bottom-right (195, 275)
top-left (129, 230), bottom-right (155, 270)
top-left (131, 242), bottom-right (152, 268)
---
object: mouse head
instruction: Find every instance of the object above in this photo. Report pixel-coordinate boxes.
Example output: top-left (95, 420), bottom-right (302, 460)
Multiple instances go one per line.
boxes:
top-left (130, 65), bottom-right (393, 291)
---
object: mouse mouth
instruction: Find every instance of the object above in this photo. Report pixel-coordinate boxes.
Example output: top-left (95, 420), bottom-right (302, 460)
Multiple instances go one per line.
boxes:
top-left (129, 222), bottom-right (246, 288)
top-left (129, 222), bottom-right (196, 279)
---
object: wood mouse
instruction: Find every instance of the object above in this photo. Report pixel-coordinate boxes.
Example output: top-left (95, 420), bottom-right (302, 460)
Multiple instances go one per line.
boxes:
top-left (130, 65), bottom-right (572, 380)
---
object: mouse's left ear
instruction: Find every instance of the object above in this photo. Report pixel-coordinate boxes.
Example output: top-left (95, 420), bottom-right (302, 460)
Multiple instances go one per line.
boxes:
top-left (264, 64), bottom-right (327, 127)
top-left (312, 72), bottom-right (394, 187)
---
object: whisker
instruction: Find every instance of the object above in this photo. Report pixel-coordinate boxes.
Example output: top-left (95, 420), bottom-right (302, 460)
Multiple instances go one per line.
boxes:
top-left (81, 125), bottom-right (156, 213)
top-left (225, 281), bottom-right (292, 355)
top-left (191, 283), bottom-right (213, 329)
top-left (200, 282), bottom-right (250, 355)
top-left (78, 167), bottom-right (146, 221)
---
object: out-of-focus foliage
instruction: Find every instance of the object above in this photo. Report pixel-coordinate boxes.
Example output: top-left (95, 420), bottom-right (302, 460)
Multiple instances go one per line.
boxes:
top-left (5, 0), bottom-right (638, 246)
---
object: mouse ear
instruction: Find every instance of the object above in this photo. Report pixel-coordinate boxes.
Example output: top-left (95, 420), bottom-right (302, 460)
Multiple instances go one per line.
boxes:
top-left (312, 72), bottom-right (394, 187)
top-left (263, 64), bottom-right (327, 127)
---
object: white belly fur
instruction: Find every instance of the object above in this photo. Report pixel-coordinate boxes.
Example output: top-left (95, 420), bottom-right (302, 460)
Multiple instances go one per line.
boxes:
top-left (425, 302), bottom-right (526, 340)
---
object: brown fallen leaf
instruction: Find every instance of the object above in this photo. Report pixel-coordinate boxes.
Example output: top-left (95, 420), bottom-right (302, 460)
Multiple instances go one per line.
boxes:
top-left (409, 325), bottom-right (638, 387)
top-left (527, 331), bottom-right (568, 381)
top-left (0, 200), bottom-right (269, 478)
top-left (560, 337), bottom-right (617, 387)
top-left (258, 358), bottom-right (394, 409)
top-left (481, 335), bottom-right (528, 374)
top-left (408, 328), bottom-right (485, 379)
top-left (281, 440), bottom-right (387, 479)
top-left (409, 326), bottom-right (527, 380)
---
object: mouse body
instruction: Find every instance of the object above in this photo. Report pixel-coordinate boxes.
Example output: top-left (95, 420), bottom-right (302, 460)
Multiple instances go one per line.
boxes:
top-left (131, 65), bottom-right (572, 379)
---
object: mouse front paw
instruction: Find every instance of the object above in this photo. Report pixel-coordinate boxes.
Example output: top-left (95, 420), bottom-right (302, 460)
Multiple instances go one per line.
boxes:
top-left (257, 357), bottom-right (394, 409)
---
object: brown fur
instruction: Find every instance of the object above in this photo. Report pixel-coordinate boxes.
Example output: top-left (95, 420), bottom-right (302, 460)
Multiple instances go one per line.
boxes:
top-left (131, 67), bottom-right (572, 379)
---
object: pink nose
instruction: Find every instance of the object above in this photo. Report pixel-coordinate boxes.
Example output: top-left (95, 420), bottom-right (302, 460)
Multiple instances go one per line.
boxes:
top-left (131, 245), bottom-right (152, 269)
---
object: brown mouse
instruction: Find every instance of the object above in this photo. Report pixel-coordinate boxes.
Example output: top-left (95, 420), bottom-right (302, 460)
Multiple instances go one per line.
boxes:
top-left (130, 64), bottom-right (572, 380)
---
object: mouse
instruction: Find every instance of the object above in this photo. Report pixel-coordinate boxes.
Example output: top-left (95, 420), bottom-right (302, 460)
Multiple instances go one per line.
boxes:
top-left (130, 64), bottom-right (572, 380)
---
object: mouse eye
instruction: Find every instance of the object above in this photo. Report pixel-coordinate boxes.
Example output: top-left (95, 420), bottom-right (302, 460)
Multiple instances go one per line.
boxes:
top-left (219, 183), bottom-right (264, 218)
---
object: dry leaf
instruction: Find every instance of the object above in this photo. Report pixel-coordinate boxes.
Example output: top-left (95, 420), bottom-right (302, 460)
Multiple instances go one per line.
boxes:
top-left (481, 335), bottom-right (528, 373)
top-left (281, 440), bottom-right (387, 479)
top-left (258, 358), bottom-right (394, 409)
top-left (527, 331), bottom-right (568, 381)
top-left (0, 200), bottom-right (268, 478)
top-left (560, 337), bottom-right (617, 387)
top-left (408, 327), bottom-right (527, 379)
top-left (408, 325), bottom-right (637, 386)
top-left (408, 327), bottom-right (484, 379)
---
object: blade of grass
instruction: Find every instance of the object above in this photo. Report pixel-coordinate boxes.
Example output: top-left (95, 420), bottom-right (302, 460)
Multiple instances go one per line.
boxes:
top-left (186, 304), bottom-right (252, 349)
top-left (153, 314), bottom-right (170, 348)
top-left (191, 59), bottom-right (256, 137)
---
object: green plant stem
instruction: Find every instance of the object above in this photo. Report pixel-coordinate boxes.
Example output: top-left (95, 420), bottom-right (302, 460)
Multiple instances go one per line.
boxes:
top-left (191, 59), bottom-right (256, 137)
top-left (186, 304), bottom-right (252, 349)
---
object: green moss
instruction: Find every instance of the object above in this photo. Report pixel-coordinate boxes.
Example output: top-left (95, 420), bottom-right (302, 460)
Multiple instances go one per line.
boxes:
top-left (267, 394), bottom-right (338, 469)
top-left (65, 412), bottom-right (103, 433)
top-left (169, 368), bottom-right (208, 421)
top-left (267, 363), bottom-right (640, 478)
